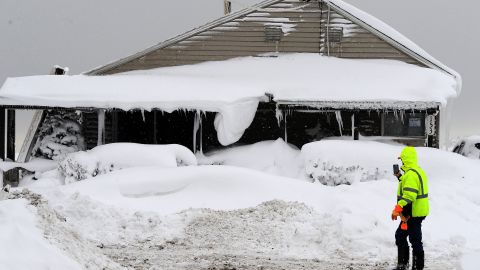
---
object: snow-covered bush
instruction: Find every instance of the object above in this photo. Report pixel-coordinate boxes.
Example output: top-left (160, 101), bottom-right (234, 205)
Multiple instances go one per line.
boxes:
top-left (34, 110), bottom-right (85, 161)
top-left (305, 161), bottom-right (386, 186)
top-left (59, 143), bottom-right (197, 184)
top-left (301, 140), bottom-right (398, 186)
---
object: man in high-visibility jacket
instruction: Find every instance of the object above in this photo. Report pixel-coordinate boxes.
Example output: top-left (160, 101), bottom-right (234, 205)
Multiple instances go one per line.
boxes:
top-left (391, 146), bottom-right (429, 270)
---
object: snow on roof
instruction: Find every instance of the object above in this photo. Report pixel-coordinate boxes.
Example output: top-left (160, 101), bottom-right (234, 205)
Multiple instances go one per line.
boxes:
top-left (0, 54), bottom-right (457, 108)
top-left (0, 54), bottom-right (458, 146)
top-left (326, 0), bottom-right (462, 91)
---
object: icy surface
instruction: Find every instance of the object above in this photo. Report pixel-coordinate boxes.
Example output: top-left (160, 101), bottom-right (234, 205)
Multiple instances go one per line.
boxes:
top-left (58, 143), bottom-right (197, 184)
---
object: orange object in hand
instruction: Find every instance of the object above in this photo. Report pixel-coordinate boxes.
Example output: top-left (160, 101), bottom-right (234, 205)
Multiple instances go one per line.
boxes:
top-left (391, 204), bottom-right (403, 220)
top-left (400, 221), bottom-right (408, 230)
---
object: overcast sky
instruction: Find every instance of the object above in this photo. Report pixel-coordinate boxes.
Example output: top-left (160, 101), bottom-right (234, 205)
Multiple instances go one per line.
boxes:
top-left (1, 0), bottom-right (478, 146)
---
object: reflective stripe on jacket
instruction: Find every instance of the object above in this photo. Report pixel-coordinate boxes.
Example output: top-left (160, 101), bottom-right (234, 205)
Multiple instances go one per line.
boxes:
top-left (397, 147), bottom-right (429, 217)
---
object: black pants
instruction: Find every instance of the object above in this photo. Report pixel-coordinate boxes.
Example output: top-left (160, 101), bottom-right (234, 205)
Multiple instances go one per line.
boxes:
top-left (395, 217), bottom-right (425, 253)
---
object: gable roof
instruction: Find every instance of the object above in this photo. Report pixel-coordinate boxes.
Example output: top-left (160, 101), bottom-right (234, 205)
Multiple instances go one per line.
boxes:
top-left (85, 0), bottom-right (461, 92)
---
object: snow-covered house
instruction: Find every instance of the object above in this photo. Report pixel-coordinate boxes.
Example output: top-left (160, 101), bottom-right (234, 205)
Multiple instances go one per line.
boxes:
top-left (0, 0), bottom-right (461, 163)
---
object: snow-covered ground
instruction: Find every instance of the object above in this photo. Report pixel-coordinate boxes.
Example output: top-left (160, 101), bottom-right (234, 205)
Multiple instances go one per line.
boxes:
top-left (1, 140), bottom-right (479, 269)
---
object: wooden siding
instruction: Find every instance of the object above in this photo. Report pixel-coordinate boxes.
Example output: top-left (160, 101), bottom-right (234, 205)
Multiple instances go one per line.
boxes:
top-left (100, 0), bottom-right (424, 75)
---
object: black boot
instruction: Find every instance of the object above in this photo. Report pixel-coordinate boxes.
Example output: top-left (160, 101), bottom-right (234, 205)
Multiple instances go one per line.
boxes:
top-left (412, 251), bottom-right (424, 270)
top-left (392, 246), bottom-right (410, 270)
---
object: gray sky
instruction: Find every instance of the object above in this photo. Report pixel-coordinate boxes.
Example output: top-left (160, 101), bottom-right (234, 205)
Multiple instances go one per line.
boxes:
top-left (1, 0), bottom-right (478, 146)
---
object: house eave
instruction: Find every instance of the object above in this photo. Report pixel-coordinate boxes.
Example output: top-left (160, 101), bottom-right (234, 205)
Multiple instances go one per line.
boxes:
top-left (276, 100), bottom-right (441, 111)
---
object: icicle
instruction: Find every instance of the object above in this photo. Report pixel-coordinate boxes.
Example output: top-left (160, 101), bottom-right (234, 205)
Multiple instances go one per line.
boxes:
top-left (400, 110), bottom-right (406, 124)
top-left (335, 111), bottom-right (343, 136)
top-left (97, 109), bottom-right (105, 146)
top-left (275, 105), bottom-right (284, 127)
top-left (284, 113), bottom-right (288, 143)
top-left (193, 110), bottom-right (200, 153)
top-left (140, 109), bottom-right (145, 122)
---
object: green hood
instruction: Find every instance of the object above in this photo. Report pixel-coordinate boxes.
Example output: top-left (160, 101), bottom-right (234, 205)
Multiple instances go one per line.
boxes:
top-left (400, 146), bottom-right (418, 171)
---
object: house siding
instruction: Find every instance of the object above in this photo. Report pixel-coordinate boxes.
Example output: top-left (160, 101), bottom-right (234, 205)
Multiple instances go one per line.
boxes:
top-left (98, 0), bottom-right (424, 75)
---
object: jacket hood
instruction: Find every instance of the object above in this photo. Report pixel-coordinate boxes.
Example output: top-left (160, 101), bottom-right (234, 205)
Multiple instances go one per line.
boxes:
top-left (400, 146), bottom-right (418, 171)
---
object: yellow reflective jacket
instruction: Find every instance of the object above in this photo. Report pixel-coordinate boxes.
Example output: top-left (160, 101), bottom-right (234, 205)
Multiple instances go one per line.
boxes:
top-left (397, 147), bottom-right (429, 217)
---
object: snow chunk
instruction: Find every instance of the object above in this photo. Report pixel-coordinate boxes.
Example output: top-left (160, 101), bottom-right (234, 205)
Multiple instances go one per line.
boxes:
top-left (58, 143), bottom-right (197, 183)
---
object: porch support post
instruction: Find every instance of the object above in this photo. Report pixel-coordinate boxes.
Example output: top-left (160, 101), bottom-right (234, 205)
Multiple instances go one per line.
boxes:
top-left (97, 109), bottom-right (105, 146)
top-left (284, 110), bottom-right (288, 143)
top-left (0, 109), bottom-right (5, 160)
top-left (6, 109), bottom-right (15, 161)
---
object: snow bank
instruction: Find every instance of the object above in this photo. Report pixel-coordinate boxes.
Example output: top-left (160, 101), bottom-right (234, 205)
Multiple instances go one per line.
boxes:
top-left (58, 143), bottom-right (197, 183)
top-left (198, 138), bottom-right (302, 178)
top-left (0, 199), bottom-right (83, 270)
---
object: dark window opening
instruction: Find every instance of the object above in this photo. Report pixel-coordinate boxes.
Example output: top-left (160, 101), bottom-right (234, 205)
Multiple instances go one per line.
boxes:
top-left (286, 111), bottom-right (346, 148)
top-left (384, 112), bottom-right (425, 137)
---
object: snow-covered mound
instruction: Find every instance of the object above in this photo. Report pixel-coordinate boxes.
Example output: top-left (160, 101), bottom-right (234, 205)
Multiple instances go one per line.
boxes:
top-left (452, 135), bottom-right (480, 159)
top-left (0, 199), bottom-right (83, 270)
top-left (302, 140), bottom-right (480, 185)
top-left (58, 143), bottom-right (197, 183)
top-left (198, 138), bottom-right (302, 178)
top-left (302, 141), bottom-right (401, 185)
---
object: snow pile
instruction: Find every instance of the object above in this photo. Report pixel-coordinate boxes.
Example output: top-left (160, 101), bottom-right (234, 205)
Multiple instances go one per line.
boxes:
top-left (452, 135), bottom-right (480, 159)
top-left (302, 140), bottom-right (399, 185)
top-left (34, 111), bottom-right (85, 160)
top-left (198, 138), bottom-right (302, 178)
top-left (58, 143), bottom-right (197, 184)
top-left (1, 190), bottom-right (124, 270)
top-left (0, 198), bottom-right (83, 270)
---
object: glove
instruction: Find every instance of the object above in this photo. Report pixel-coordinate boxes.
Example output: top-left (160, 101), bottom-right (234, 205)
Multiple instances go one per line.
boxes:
top-left (391, 204), bottom-right (403, 220)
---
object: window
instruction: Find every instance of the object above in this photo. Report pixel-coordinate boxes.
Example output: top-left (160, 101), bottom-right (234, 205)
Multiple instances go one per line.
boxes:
top-left (383, 112), bottom-right (425, 137)
top-left (264, 25), bottom-right (283, 42)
